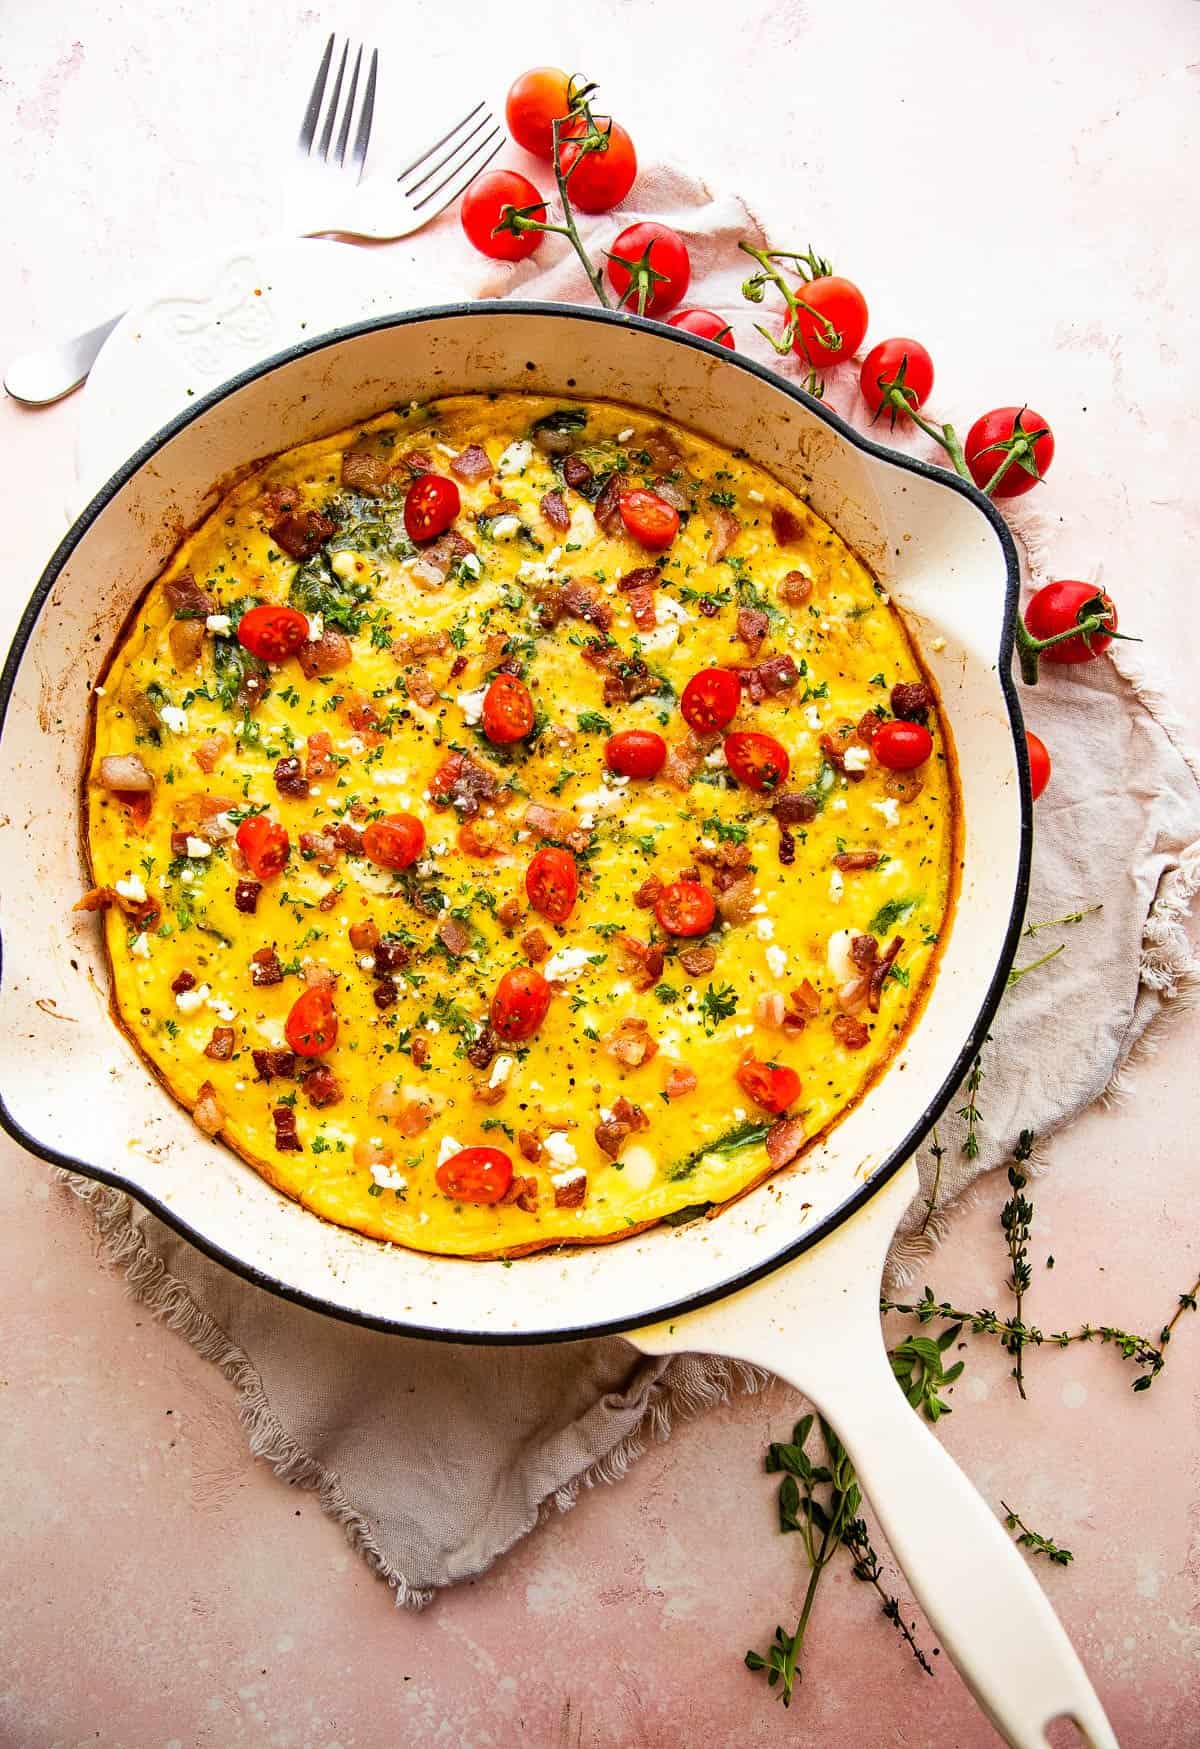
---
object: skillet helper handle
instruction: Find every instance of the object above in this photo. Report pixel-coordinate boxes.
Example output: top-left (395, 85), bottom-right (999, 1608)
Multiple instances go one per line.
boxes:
top-left (631, 1163), bottom-right (1118, 1749)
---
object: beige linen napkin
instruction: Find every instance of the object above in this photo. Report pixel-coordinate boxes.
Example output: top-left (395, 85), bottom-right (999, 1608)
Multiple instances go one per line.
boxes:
top-left (63, 166), bottom-right (1200, 1604)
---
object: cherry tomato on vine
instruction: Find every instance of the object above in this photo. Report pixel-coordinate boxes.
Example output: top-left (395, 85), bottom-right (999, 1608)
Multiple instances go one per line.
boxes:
top-left (404, 473), bottom-right (461, 543)
top-left (605, 222), bottom-right (690, 317)
top-left (235, 815), bottom-right (290, 879)
top-left (872, 721), bottom-right (933, 771)
top-left (285, 986), bottom-right (337, 1057)
top-left (491, 966), bottom-right (552, 1041)
top-left (436, 1145), bottom-right (514, 1205)
top-left (237, 604), bottom-right (310, 663)
top-left (1023, 581), bottom-right (1117, 664)
top-left (557, 117), bottom-right (637, 212)
top-left (362, 813), bottom-right (425, 871)
top-left (667, 308), bottom-right (735, 348)
top-left (736, 1056), bottom-right (802, 1114)
top-left (460, 169), bottom-right (547, 261)
top-left (681, 667), bottom-right (741, 733)
top-left (618, 489), bottom-right (679, 551)
top-left (481, 673), bottom-right (536, 743)
top-left (791, 276), bottom-right (868, 371)
top-left (605, 729), bottom-right (667, 778)
top-left (860, 338), bottom-right (935, 421)
top-left (654, 879), bottom-right (716, 938)
top-left (1026, 731), bottom-right (1052, 801)
top-left (724, 730), bottom-right (790, 793)
top-left (504, 67), bottom-right (572, 158)
top-left (526, 846), bottom-right (579, 923)
top-left (965, 407), bottom-right (1055, 498)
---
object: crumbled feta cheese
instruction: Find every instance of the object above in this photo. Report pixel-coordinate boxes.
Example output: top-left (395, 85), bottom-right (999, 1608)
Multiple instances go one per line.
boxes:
top-left (206, 613), bottom-right (232, 635)
top-left (704, 745), bottom-right (726, 769)
top-left (656, 593), bottom-right (692, 624)
top-left (306, 612), bottom-right (324, 643)
top-left (424, 1019), bottom-right (441, 1034)
top-left (616, 426), bottom-right (635, 442)
top-left (755, 917), bottom-right (775, 942)
top-left (436, 1135), bottom-right (462, 1168)
top-left (747, 488), bottom-right (765, 504)
top-left (733, 1107), bottom-right (747, 1122)
top-left (488, 1054), bottom-right (515, 1090)
top-left (544, 1131), bottom-right (578, 1168)
top-left (490, 514), bottom-right (520, 541)
top-left (456, 687), bottom-right (488, 725)
top-left (129, 933), bottom-right (150, 959)
top-left (114, 875), bottom-right (147, 904)
top-left (159, 705), bottom-right (189, 735)
top-left (184, 836), bottom-right (212, 859)
top-left (371, 1162), bottom-right (408, 1190)
top-left (93, 684), bottom-right (106, 696)
top-left (568, 503), bottom-right (596, 544)
top-left (211, 811), bottom-right (236, 837)
top-left (637, 622), bottom-right (679, 652)
top-left (872, 798), bottom-right (901, 828)
top-left (551, 1165), bottom-right (587, 1191)
top-left (733, 1023), bottom-right (754, 1038)
top-left (330, 551), bottom-right (359, 581)
top-left (572, 781), bottom-right (624, 816)
top-left (459, 552), bottom-right (483, 580)
top-left (357, 954), bottom-right (376, 972)
top-left (804, 705), bottom-right (822, 730)
top-left (930, 636), bottom-right (947, 653)
top-left (543, 946), bottom-right (593, 983)
top-left (346, 735), bottom-right (365, 756)
top-left (831, 797), bottom-right (848, 812)
top-left (843, 745), bottom-right (871, 773)
top-left (829, 869), bottom-right (845, 902)
top-left (205, 994), bottom-right (237, 1022)
top-left (766, 944), bottom-right (788, 979)
top-left (179, 868), bottom-right (194, 884)
top-left (175, 982), bottom-right (210, 1015)
top-left (827, 929), bottom-right (856, 983)
top-left (620, 1145), bottom-right (657, 1190)
top-left (497, 439), bottom-right (533, 477)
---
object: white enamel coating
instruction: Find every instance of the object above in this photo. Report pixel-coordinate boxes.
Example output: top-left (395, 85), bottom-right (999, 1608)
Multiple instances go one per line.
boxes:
top-left (0, 306), bottom-right (1114, 1745)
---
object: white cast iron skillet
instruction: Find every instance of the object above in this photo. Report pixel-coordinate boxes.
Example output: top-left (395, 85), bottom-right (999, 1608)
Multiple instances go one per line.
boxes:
top-left (0, 306), bottom-right (1116, 1748)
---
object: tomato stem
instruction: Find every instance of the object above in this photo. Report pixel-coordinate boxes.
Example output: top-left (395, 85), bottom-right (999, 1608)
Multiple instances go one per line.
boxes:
top-left (738, 241), bottom-right (838, 362)
top-left (550, 108), bottom-right (613, 309)
top-left (1013, 611), bottom-right (1119, 685)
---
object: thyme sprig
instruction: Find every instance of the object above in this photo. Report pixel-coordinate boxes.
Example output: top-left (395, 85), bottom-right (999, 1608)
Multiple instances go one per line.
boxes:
top-left (1000, 1131), bottom-right (1036, 1398)
top-left (1023, 903), bottom-right (1103, 937)
top-left (957, 1050), bottom-right (985, 1160)
top-left (917, 1124), bottom-right (945, 1236)
top-left (1002, 1503), bottom-right (1074, 1566)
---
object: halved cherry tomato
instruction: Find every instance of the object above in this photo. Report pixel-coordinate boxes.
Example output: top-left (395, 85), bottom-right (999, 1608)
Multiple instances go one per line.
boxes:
top-left (491, 966), bottom-right (552, 1041)
top-left (605, 222), bottom-right (690, 317)
top-left (654, 879), bottom-right (716, 938)
top-left (667, 308), bottom-right (734, 348)
top-left (724, 730), bottom-right (790, 793)
top-left (556, 117), bottom-right (637, 212)
top-left (404, 473), bottom-right (461, 543)
top-left (526, 846), bottom-right (579, 923)
top-left (436, 1145), bottom-right (514, 1205)
top-left (481, 673), bottom-right (536, 743)
top-left (1023, 580), bottom-right (1117, 664)
top-left (860, 338), bottom-right (935, 421)
top-left (965, 407), bottom-right (1055, 498)
top-left (872, 721), bottom-right (933, 771)
top-left (284, 986), bottom-right (337, 1058)
top-left (504, 67), bottom-right (572, 158)
top-left (681, 667), bottom-right (740, 733)
top-left (618, 489), bottom-right (679, 551)
top-left (237, 604), bottom-right (309, 663)
top-left (792, 276), bottom-right (868, 371)
top-left (736, 1056), bottom-right (802, 1114)
top-left (235, 814), bottom-right (290, 879)
top-left (460, 169), bottom-right (547, 261)
top-left (362, 812), bottom-right (425, 871)
top-left (1026, 731), bottom-right (1051, 801)
top-left (605, 729), bottom-right (667, 778)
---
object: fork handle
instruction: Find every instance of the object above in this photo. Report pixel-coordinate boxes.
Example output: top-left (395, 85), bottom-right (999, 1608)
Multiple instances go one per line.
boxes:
top-left (4, 314), bottom-right (123, 407)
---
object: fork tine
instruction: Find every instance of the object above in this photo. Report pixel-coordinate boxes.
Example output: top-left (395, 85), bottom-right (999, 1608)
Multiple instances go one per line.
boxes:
top-left (350, 48), bottom-right (378, 181)
top-left (298, 32), bottom-right (334, 153)
top-left (317, 41), bottom-right (348, 162)
top-left (405, 112), bottom-right (495, 197)
top-left (411, 127), bottom-right (505, 213)
top-left (396, 102), bottom-right (486, 181)
top-left (335, 45), bottom-right (362, 166)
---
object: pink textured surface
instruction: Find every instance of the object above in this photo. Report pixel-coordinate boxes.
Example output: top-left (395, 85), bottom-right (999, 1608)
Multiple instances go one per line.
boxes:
top-left (2, 4), bottom-right (1199, 1745)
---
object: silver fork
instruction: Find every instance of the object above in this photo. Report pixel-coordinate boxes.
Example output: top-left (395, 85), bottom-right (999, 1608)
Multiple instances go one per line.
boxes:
top-left (5, 37), bottom-right (504, 407)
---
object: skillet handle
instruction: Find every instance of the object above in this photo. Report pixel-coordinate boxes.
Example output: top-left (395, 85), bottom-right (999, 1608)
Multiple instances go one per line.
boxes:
top-left (630, 1165), bottom-right (1118, 1749)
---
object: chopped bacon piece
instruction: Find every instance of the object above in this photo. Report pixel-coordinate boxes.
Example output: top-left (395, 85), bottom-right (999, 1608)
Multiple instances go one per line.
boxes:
top-left (857, 711), bottom-right (884, 745)
top-left (604, 652), bottom-right (658, 705)
top-left (250, 947), bottom-right (284, 987)
top-left (170, 970), bottom-right (196, 995)
top-left (317, 889), bottom-right (339, 912)
top-left (707, 508), bottom-right (740, 565)
top-left (540, 488), bottom-right (571, 531)
top-left (518, 1129), bottom-right (543, 1163)
top-left (194, 1081), bottom-right (224, 1137)
top-left (643, 427), bottom-right (682, 470)
top-left (438, 917), bottom-right (471, 958)
top-left (448, 654), bottom-right (467, 681)
top-left (302, 1064), bottom-right (342, 1108)
top-left (593, 473), bottom-right (629, 533)
top-left (741, 653), bottom-right (799, 703)
top-left (820, 721), bottom-right (866, 781)
top-left (204, 1026), bottom-right (235, 1061)
top-left (341, 691), bottom-right (384, 747)
top-left (755, 992), bottom-right (787, 1028)
top-left (497, 897), bottom-right (523, 931)
top-left (891, 681), bottom-right (935, 723)
top-left (716, 875), bottom-right (756, 925)
top-left (479, 495), bottom-right (521, 522)
top-left (792, 980), bottom-right (821, 1017)
top-left (340, 449), bottom-right (391, 495)
top-left (297, 628), bottom-right (353, 678)
top-left (234, 880), bottom-right (261, 914)
top-left (771, 505), bottom-right (804, 546)
top-left (410, 1034), bottom-right (432, 1069)
top-left (833, 851), bottom-right (880, 872)
top-left (734, 605), bottom-right (769, 655)
top-left (651, 474), bottom-right (689, 512)
top-left (406, 667), bottom-right (439, 708)
top-left (695, 841), bottom-right (752, 878)
top-left (273, 755), bottom-right (309, 798)
top-left (634, 874), bottom-right (663, 909)
top-left (397, 449), bottom-right (433, 477)
top-left (522, 928), bottom-right (550, 964)
top-left (884, 769), bottom-right (924, 803)
top-left (373, 938), bottom-right (410, 973)
top-left (304, 732), bottom-right (336, 781)
top-left (593, 1095), bottom-right (649, 1159)
top-left (373, 978), bottom-right (398, 1010)
top-left (193, 734), bottom-right (229, 775)
top-left (554, 1171), bottom-right (588, 1209)
top-left (765, 1115), bottom-right (806, 1168)
top-left (561, 579), bottom-right (613, 632)
top-left (332, 822), bottom-right (365, 855)
top-left (169, 619), bottom-right (205, 668)
top-left (662, 741), bottom-right (701, 791)
top-left (562, 454), bottom-right (594, 494)
top-left (772, 791), bottom-right (818, 825)
top-left (617, 565), bottom-right (661, 593)
top-left (260, 484), bottom-right (300, 519)
top-left (348, 918), bottom-right (380, 951)
top-left (252, 1049), bottom-right (297, 1082)
top-left (614, 935), bottom-right (665, 991)
top-left (272, 1105), bottom-right (303, 1152)
top-left (465, 1027), bottom-right (496, 1070)
top-left (164, 572), bottom-right (215, 618)
top-left (450, 443), bottom-right (494, 482)
top-left (269, 507), bottom-right (336, 561)
top-left (74, 885), bottom-right (116, 914)
top-left (300, 958), bottom-right (336, 990)
top-left (868, 936), bottom-right (904, 1013)
top-left (392, 629), bottom-right (449, 663)
top-left (522, 801), bottom-right (590, 854)
top-left (832, 1014), bottom-right (871, 1050)
top-left (429, 751), bottom-right (502, 819)
top-left (679, 944), bottom-right (716, 977)
top-left (504, 1174), bottom-right (540, 1212)
top-left (603, 1017), bottom-right (658, 1069)
top-left (779, 569), bottom-right (812, 605)
top-left (777, 825), bottom-right (796, 866)
top-left (626, 585), bottom-right (657, 630)
top-left (664, 1064), bottom-right (698, 1101)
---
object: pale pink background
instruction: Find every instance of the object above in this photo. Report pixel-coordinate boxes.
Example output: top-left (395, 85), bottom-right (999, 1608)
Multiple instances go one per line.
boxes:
top-left (2, 4), bottom-right (1199, 1745)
